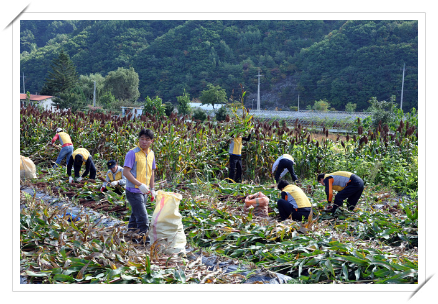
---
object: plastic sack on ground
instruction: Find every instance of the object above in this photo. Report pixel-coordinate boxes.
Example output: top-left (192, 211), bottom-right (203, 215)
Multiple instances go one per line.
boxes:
top-left (244, 192), bottom-right (269, 217)
top-left (20, 155), bottom-right (36, 180)
top-left (150, 190), bottom-right (186, 254)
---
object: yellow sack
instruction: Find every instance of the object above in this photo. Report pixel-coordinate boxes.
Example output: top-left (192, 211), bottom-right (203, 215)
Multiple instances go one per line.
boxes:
top-left (20, 155), bottom-right (36, 180)
top-left (150, 190), bottom-right (186, 254)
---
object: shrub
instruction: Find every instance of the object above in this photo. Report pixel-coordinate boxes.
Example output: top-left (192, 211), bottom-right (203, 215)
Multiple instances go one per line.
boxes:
top-left (215, 105), bottom-right (228, 121)
top-left (177, 89), bottom-right (192, 116)
top-left (345, 102), bottom-right (357, 112)
top-left (164, 102), bottom-right (174, 117)
top-left (144, 96), bottom-right (165, 117)
top-left (192, 107), bottom-right (207, 121)
top-left (99, 91), bottom-right (116, 109)
top-left (367, 96), bottom-right (397, 129)
top-left (313, 99), bottom-right (330, 111)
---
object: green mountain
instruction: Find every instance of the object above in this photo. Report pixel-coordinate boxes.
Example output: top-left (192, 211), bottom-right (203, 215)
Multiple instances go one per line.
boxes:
top-left (20, 20), bottom-right (418, 111)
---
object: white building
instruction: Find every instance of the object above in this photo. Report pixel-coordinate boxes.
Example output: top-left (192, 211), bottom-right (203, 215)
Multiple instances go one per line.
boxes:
top-left (20, 94), bottom-right (55, 111)
top-left (121, 106), bottom-right (144, 118)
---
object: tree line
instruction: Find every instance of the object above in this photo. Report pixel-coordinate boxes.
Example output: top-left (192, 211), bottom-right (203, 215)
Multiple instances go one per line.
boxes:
top-left (20, 20), bottom-right (418, 111)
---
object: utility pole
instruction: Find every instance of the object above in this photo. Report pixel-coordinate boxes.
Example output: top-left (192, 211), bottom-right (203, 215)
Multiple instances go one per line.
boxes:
top-left (22, 73), bottom-right (26, 94)
top-left (93, 81), bottom-right (96, 107)
top-left (400, 63), bottom-right (405, 110)
top-left (256, 69), bottom-right (263, 111)
top-left (298, 94), bottom-right (300, 112)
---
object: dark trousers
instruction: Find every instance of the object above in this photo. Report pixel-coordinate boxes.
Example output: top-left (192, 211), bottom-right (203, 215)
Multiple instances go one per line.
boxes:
top-left (126, 190), bottom-right (149, 234)
top-left (70, 158), bottom-right (97, 179)
top-left (333, 174), bottom-right (364, 210)
top-left (228, 154), bottom-right (242, 183)
top-left (275, 158), bottom-right (298, 183)
top-left (277, 199), bottom-right (311, 221)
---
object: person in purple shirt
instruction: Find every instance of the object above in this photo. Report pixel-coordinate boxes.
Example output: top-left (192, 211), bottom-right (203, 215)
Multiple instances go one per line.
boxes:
top-left (123, 129), bottom-right (156, 245)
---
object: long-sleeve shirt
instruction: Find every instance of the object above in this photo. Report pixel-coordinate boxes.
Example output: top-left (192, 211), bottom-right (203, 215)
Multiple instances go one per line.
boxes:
top-left (103, 166), bottom-right (126, 187)
top-left (51, 132), bottom-right (73, 148)
top-left (228, 133), bottom-right (251, 155)
top-left (272, 154), bottom-right (295, 178)
top-left (323, 171), bottom-right (353, 203)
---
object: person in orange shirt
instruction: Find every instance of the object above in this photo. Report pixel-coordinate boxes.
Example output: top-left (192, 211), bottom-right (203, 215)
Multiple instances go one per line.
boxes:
top-left (317, 171), bottom-right (364, 214)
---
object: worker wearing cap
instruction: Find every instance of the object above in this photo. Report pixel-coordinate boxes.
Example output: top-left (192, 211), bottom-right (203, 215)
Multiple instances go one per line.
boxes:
top-left (317, 171), bottom-right (364, 214)
top-left (100, 160), bottom-right (126, 194)
top-left (276, 179), bottom-right (312, 221)
top-left (66, 148), bottom-right (96, 183)
top-left (272, 154), bottom-right (298, 183)
top-left (48, 128), bottom-right (74, 168)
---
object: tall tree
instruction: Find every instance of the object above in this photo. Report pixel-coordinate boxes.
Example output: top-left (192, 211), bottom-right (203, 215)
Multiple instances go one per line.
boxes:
top-left (103, 67), bottom-right (140, 102)
top-left (199, 83), bottom-right (227, 109)
top-left (53, 86), bottom-right (87, 112)
top-left (78, 73), bottom-right (105, 104)
top-left (40, 49), bottom-right (78, 96)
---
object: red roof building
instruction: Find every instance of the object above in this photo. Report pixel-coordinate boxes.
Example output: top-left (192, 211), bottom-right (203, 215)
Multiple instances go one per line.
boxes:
top-left (20, 93), bottom-right (55, 110)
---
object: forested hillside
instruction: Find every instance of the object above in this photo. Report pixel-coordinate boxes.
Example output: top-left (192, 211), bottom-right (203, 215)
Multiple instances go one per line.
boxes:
top-left (20, 20), bottom-right (418, 111)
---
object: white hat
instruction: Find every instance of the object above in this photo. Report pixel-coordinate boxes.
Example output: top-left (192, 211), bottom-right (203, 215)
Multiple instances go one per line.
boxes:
top-left (56, 128), bottom-right (63, 133)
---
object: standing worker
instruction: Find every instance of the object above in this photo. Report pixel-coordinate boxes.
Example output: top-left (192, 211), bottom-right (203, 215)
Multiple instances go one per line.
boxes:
top-left (317, 171), bottom-right (364, 214)
top-left (228, 132), bottom-right (251, 183)
top-left (276, 179), bottom-right (312, 221)
top-left (123, 129), bottom-right (157, 244)
top-left (48, 128), bottom-right (73, 168)
top-left (100, 159), bottom-right (126, 194)
top-left (272, 154), bottom-right (298, 183)
top-left (67, 148), bottom-right (96, 183)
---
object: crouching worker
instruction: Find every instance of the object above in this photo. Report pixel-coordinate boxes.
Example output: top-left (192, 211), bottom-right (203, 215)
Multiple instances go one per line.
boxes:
top-left (277, 179), bottom-right (312, 221)
top-left (123, 129), bottom-right (157, 244)
top-left (272, 154), bottom-right (298, 183)
top-left (67, 148), bottom-right (96, 183)
top-left (100, 160), bottom-right (126, 195)
top-left (317, 171), bottom-right (364, 215)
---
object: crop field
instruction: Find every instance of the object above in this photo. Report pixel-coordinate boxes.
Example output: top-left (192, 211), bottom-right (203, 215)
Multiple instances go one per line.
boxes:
top-left (19, 105), bottom-right (418, 284)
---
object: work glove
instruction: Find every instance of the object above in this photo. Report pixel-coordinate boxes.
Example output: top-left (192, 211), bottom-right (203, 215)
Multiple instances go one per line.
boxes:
top-left (100, 186), bottom-right (105, 193)
top-left (139, 183), bottom-right (149, 195)
top-left (68, 176), bottom-right (73, 183)
top-left (77, 177), bottom-right (82, 182)
top-left (110, 181), bottom-right (118, 187)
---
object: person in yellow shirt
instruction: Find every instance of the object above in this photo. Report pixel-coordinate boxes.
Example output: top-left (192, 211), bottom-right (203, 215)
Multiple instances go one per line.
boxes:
top-left (48, 128), bottom-right (74, 168)
top-left (123, 129), bottom-right (156, 244)
top-left (277, 179), bottom-right (312, 221)
top-left (228, 132), bottom-right (251, 183)
top-left (272, 154), bottom-right (298, 183)
top-left (66, 148), bottom-right (96, 183)
top-left (100, 160), bottom-right (126, 195)
top-left (317, 171), bottom-right (364, 214)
